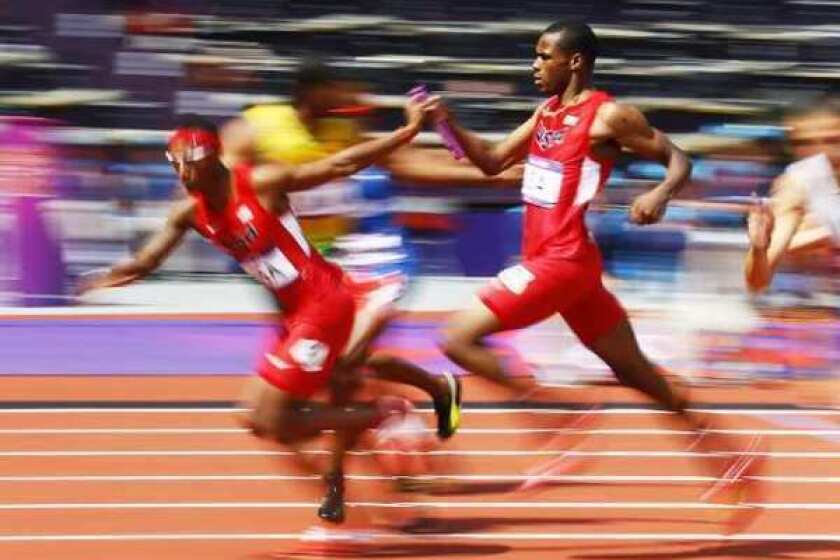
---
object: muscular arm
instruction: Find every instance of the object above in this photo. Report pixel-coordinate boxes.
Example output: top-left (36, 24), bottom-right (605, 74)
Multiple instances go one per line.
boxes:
top-left (437, 101), bottom-right (545, 176)
top-left (604, 102), bottom-right (692, 199)
top-left (80, 200), bottom-right (194, 291)
top-left (384, 146), bottom-right (524, 187)
top-left (601, 102), bottom-right (692, 224)
top-left (249, 123), bottom-right (420, 197)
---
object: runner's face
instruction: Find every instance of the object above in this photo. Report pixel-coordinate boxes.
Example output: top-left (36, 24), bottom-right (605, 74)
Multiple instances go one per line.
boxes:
top-left (532, 33), bottom-right (574, 95)
top-left (167, 143), bottom-right (217, 192)
top-left (788, 111), bottom-right (840, 173)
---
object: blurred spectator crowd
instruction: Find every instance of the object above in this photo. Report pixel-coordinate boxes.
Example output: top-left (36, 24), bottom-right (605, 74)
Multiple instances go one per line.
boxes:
top-left (1, 0), bottom-right (839, 282)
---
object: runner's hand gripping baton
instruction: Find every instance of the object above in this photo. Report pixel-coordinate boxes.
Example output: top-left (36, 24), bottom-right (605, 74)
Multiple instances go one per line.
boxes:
top-left (409, 84), bottom-right (465, 160)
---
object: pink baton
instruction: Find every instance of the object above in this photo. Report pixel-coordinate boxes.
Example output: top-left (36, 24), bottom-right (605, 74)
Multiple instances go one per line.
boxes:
top-left (409, 84), bottom-right (465, 160)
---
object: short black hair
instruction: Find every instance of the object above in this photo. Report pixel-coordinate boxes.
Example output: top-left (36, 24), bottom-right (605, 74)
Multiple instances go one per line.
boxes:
top-left (542, 22), bottom-right (599, 64)
top-left (173, 113), bottom-right (218, 135)
top-left (293, 57), bottom-right (335, 98)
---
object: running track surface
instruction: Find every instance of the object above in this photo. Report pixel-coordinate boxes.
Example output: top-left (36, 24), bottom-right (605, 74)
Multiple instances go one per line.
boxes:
top-left (2, 316), bottom-right (840, 558)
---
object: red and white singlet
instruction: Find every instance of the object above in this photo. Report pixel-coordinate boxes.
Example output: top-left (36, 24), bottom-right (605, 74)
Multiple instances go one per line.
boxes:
top-left (190, 164), bottom-right (344, 313)
top-left (522, 90), bottom-right (616, 259)
top-left (478, 91), bottom-right (626, 344)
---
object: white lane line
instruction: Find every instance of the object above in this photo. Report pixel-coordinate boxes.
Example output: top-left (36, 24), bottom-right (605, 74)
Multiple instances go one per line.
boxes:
top-left (0, 449), bottom-right (835, 458)
top-left (0, 474), bottom-right (835, 483)
top-left (1, 427), bottom-right (840, 436)
top-left (0, 500), bottom-right (832, 510)
top-left (0, 532), bottom-right (838, 542)
top-left (0, 407), bottom-right (837, 415)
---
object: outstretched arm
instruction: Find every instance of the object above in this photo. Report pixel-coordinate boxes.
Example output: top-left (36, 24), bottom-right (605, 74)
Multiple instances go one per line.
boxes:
top-left (601, 102), bottom-right (693, 225)
top-left (78, 199), bottom-right (194, 292)
top-left (427, 98), bottom-right (546, 176)
top-left (384, 146), bottom-right (524, 187)
top-left (250, 97), bottom-right (434, 196)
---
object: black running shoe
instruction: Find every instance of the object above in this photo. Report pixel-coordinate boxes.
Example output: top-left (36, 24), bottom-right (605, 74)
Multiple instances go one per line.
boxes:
top-left (433, 371), bottom-right (462, 440)
top-left (317, 471), bottom-right (345, 524)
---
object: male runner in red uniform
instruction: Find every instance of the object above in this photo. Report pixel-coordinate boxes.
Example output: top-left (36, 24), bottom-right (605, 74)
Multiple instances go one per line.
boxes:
top-left (79, 96), bottom-right (456, 524)
top-left (429, 22), bottom-right (762, 530)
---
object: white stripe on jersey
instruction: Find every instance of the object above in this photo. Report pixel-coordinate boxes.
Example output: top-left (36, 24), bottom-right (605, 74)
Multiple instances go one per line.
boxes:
top-left (574, 157), bottom-right (603, 206)
top-left (279, 211), bottom-right (311, 256)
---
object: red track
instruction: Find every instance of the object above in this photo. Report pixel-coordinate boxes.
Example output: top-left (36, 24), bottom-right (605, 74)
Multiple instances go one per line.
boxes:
top-left (0, 376), bottom-right (838, 559)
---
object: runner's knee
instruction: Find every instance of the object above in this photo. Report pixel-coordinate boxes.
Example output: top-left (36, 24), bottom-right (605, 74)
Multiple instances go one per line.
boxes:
top-left (439, 326), bottom-right (475, 362)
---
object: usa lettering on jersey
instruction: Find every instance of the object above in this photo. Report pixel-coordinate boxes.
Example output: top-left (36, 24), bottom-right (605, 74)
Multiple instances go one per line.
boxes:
top-left (535, 122), bottom-right (566, 151)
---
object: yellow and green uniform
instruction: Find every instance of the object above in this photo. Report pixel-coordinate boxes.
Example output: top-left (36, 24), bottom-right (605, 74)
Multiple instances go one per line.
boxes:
top-left (242, 104), bottom-right (362, 252)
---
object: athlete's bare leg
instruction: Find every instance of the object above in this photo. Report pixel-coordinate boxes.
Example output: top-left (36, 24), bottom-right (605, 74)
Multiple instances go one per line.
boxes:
top-left (584, 318), bottom-right (753, 459)
top-left (585, 318), bottom-right (765, 531)
top-left (339, 301), bottom-right (461, 439)
top-left (440, 300), bottom-right (538, 395)
top-left (584, 319), bottom-right (688, 414)
top-left (440, 299), bottom-right (593, 451)
top-left (339, 303), bottom-right (394, 371)
top-left (237, 376), bottom-right (398, 519)
top-left (365, 353), bottom-right (446, 402)
top-left (240, 377), bottom-right (381, 445)
top-left (317, 373), bottom-right (368, 524)
top-left (317, 305), bottom-right (461, 523)
top-left (340, 305), bottom-right (450, 404)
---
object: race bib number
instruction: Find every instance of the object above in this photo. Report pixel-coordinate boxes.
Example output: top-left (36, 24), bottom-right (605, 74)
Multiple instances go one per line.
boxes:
top-left (240, 248), bottom-right (299, 289)
top-left (522, 156), bottom-right (564, 207)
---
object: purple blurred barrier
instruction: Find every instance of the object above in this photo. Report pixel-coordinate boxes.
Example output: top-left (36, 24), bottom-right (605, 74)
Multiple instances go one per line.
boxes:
top-left (0, 117), bottom-right (66, 306)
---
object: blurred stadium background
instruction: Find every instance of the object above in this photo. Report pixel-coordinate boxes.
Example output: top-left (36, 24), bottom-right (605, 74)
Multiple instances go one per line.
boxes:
top-left (0, 1), bottom-right (838, 386)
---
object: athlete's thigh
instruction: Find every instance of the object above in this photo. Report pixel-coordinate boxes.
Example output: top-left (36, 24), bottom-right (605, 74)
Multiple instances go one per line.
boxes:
top-left (258, 290), bottom-right (356, 400)
top-left (478, 255), bottom-right (595, 331)
top-left (260, 320), bottom-right (351, 398)
top-left (562, 281), bottom-right (628, 348)
top-left (343, 298), bottom-right (394, 364)
top-left (443, 294), bottom-right (506, 344)
top-left (341, 273), bottom-right (406, 363)
top-left (237, 376), bottom-right (293, 437)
